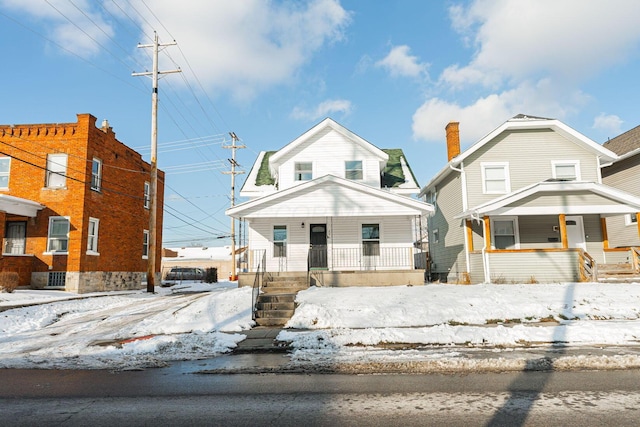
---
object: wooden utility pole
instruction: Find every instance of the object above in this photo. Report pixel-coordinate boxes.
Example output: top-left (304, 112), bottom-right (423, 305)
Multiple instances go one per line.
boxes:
top-left (133, 32), bottom-right (181, 292)
top-left (223, 132), bottom-right (245, 280)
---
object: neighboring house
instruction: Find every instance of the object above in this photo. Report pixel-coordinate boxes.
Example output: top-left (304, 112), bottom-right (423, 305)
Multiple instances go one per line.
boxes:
top-left (602, 125), bottom-right (640, 248)
top-left (161, 246), bottom-right (244, 280)
top-left (226, 118), bottom-right (433, 287)
top-left (0, 114), bottom-right (164, 293)
top-left (419, 115), bottom-right (640, 284)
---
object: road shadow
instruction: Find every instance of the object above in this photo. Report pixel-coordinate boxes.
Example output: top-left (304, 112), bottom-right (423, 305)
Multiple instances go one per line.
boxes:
top-left (486, 282), bottom-right (575, 426)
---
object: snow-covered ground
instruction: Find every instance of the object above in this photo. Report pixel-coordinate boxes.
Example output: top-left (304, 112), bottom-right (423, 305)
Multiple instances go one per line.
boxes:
top-left (2, 281), bottom-right (640, 371)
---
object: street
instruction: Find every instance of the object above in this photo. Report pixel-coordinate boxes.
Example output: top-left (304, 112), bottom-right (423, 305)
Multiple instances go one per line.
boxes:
top-left (2, 363), bottom-right (640, 426)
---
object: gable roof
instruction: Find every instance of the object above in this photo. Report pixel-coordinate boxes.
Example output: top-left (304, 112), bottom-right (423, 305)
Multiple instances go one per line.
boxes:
top-left (603, 124), bottom-right (640, 155)
top-left (227, 174), bottom-right (433, 219)
top-left (420, 115), bottom-right (619, 196)
top-left (269, 118), bottom-right (389, 168)
top-left (455, 180), bottom-right (640, 219)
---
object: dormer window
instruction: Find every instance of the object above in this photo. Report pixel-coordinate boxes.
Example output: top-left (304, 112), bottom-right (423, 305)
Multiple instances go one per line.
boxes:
top-left (294, 162), bottom-right (312, 181)
top-left (552, 160), bottom-right (580, 181)
top-left (345, 161), bottom-right (363, 180)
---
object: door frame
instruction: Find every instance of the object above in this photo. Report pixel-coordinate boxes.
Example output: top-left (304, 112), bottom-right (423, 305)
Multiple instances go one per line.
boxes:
top-left (309, 223), bottom-right (328, 269)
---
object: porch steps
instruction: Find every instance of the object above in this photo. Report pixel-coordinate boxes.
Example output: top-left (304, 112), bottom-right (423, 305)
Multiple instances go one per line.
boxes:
top-left (255, 275), bottom-right (309, 326)
top-left (597, 263), bottom-right (640, 283)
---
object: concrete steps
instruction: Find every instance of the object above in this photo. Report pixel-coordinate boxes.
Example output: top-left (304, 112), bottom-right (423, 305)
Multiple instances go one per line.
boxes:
top-left (254, 275), bottom-right (308, 326)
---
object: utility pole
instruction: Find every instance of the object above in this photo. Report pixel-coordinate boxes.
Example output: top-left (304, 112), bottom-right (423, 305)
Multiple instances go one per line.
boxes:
top-left (133, 31), bottom-right (181, 292)
top-left (223, 132), bottom-right (245, 280)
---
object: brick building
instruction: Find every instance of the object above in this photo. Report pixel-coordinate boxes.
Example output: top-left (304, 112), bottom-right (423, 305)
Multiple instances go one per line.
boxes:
top-left (0, 113), bottom-right (164, 293)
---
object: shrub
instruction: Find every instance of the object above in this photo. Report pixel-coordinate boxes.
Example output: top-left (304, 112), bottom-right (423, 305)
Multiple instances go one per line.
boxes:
top-left (0, 272), bottom-right (20, 293)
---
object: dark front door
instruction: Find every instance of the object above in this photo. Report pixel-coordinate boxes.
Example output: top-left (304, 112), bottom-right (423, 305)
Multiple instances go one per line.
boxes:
top-left (309, 224), bottom-right (327, 269)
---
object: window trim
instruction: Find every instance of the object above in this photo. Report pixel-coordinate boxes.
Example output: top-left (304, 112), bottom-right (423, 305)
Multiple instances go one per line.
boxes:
top-left (142, 229), bottom-right (149, 259)
top-left (432, 228), bottom-right (439, 244)
top-left (91, 157), bottom-right (102, 191)
top-left (0, 156), bottom-right (10, 189)
top-left (273, 225), bottom-right (287, 258)
top-left (345, 160), bottom-right (363, 181)
top-left (490, 216), bottom-right (520, 250)
top-left (294, 162), bottom-right (313, 182)
top-left (361, 223), bottom-right (381, 256)
top-left (144, 181), bottom-right (151, 209)
top-left (87, 217), bottom-right (99, 255)
top-left (46, 153), bottom-right (68, 188)
top-left (551, 160), bottom-right (581, 181)
top-left (625, 213), bottom-right (639, 226)
top-left (46, 216), bottom-right (70, 254)
top-left (481, 162), bottom-right (510, 194)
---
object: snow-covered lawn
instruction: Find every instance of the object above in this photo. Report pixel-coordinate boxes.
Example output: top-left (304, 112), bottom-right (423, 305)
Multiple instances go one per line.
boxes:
top-left (2, 281), bottom-right (640, 371)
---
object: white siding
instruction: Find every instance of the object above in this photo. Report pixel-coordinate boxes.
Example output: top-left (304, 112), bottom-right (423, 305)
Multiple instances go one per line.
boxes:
top-left (277, 128), bottom-right (383, 190)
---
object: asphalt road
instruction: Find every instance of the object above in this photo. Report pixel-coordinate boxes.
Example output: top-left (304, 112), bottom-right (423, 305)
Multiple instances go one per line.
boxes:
top-left (2, 363), bottom-right (640, 426)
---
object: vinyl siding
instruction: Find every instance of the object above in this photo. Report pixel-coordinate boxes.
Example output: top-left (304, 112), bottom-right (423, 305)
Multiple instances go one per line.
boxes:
top-left (277, 127), bottom-right (383, 190)
top-left (464, 129), bottom-right (601, 208)
top-left (483, 251), bottom-right (580, 283)
top-left (602, 155), bottom-right (640, 247)
top-left (512, 191), bottom-right (620, 207)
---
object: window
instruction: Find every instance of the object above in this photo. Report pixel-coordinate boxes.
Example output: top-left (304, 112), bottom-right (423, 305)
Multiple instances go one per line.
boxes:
top-left (87, 217), bottom-right (99, 253)
top-left (362, 223), bottom-right (380, 256)
top-left (91, 158), bottom-right (102, 191)
top-left (294, 162), bottom-right (312, 181)
top-left (345, 160), bottom-right (363, 180)
top-left (491, 217), bottom-right (519, 250)
top-left (0, 157), bottom-right (10, 189)
top-left (552, 160), bottom-right (580, 181)
top-left (432, 228), bottom-right (439, 244)
top-left (47, 217), bottom-right (70, 253)
top-left (142, 230), bottom-right (149, 259)
top-left (626, 213), bottom-right (639, 226)
top-left (46, 154), bottom-right (68, 188)
top-left (273, 225), bottom-right (287, 257)
top-left (482, 163), bottom-right (510, 194)
top-left (144, 181), bottom-right (150, 209)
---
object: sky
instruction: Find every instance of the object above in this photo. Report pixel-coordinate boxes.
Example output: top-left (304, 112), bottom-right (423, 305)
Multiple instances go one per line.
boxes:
top-left (2, 281), bottom-right (640, 371)
top-left (1, 0), bottom-right (640, 247)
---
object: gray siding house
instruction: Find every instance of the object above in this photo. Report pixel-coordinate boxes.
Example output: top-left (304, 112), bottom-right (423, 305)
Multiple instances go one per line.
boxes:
top-left (602, 125), bottom-right (640, 248)
top-left (420, 115), bottom-right (640, 284)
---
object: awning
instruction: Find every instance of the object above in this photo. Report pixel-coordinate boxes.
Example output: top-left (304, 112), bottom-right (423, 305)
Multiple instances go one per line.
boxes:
top-left (0, 194), bottom-right (45, 217)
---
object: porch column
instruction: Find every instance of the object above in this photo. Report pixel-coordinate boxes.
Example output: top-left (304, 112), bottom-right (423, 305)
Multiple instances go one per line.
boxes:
top-left (483, 216), bottom-right (491, 250)
top-left (600, 217), bottom-right (609, 250)
top-left (465, 220), bottom-right (474, 252)
top-left (559, 214), bottom-right (568, 249)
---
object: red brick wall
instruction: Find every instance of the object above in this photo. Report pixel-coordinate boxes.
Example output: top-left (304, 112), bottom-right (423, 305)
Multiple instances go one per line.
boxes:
top-left (0, 113), bottom-right (164, 281)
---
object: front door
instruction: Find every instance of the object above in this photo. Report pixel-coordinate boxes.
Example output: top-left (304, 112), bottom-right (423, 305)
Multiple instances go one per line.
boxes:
top-left (309, 224), bottom-right (327, 269)
top-left (565, 216), bottom-right (586, 250)
top-left (4, 222), bottom-right (26, 255)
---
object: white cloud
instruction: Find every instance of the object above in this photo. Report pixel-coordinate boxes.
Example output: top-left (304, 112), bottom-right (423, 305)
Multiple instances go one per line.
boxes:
top-left (376, 45), bottom-right (427, 78)
top-left (126, 0), bottom-right (351, 101)
top-left (592, 113), bottom-right (623, 135)
top-left (0, 0), bottom-right (114, 56)
top-left (291, 99), bottom-right (352, 121)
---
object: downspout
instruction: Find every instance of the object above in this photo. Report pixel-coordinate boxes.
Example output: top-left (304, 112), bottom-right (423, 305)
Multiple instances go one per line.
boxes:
top-left (450, 163), bottom-right (472, 280)
top-left (471, 212), bottom-right (490, 283)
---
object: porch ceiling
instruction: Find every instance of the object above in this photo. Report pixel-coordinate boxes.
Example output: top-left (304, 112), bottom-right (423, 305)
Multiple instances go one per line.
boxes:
top-left (455, 180), bottom-right (640, 219)
top-left (0, 194), bottom-right (45, 217)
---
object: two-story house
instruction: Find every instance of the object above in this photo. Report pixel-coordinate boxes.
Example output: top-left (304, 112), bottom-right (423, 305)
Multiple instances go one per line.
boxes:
top-left (0, 114), bottom-right (164, 293)
top-left (420, 115), bottom-right (640, 284)
top-left (226, 118), bottom-right (433, 287)
top-left (602, 125), bottom-right (640, 249)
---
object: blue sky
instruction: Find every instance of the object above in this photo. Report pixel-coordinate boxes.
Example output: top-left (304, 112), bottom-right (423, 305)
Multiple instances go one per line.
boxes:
top-left (1, 0), bottom-right (639, 247)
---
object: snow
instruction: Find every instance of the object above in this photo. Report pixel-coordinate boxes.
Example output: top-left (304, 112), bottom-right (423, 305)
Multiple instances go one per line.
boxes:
top-left (164, 245), bottom-right (232, 260)
top-left (2, 281), bottom-right (640, 371)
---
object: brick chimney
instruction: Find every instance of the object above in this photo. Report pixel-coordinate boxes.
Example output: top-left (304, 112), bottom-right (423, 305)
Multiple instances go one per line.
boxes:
top-left (445, 121), bottom-right (460, 161)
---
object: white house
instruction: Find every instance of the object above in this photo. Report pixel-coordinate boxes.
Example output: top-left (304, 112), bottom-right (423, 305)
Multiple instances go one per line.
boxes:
top-left (226, 118), bottom-right (434, 287)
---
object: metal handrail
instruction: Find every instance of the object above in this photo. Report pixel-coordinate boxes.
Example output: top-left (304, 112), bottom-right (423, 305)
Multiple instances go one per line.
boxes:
top-left (251, 250), bottom-right (266, 321)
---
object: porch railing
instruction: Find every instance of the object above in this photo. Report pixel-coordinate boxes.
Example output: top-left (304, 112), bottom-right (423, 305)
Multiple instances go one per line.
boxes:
top-left (251, 250), bottom-right (266, 321)
top-left (631, 247), bottom-right (640, 273)
top-left (578, 249), bottom-right (597, 282)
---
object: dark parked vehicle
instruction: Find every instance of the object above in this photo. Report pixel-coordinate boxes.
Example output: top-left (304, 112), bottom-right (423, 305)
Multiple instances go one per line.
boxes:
top-left (164, 267), bottom-right (206, 282)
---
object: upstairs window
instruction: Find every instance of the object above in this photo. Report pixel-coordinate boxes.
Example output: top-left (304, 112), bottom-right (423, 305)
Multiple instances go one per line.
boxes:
top-left (294, 162), bottom-right (312, 181)
top-left (91, 158), bottom-right (102, 191)
top-left (362, 223), bottom-right (380, 256)
top-left (482, 162), bottom-right (510, 194)
top-left (144, 181), bottom-right (150, 209)
top-left (345, 160), bottom-right (363, 180)
top-left (0, 157), bottom-right (10, 189)
top-left (46, 154), bottom-right (68, 188)
top-left (273, 225), bottom-right (287, 257)
top-left (552, 160), bottom-right (580, 181)
top-left (47, 217), bottom-right (70, 253)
